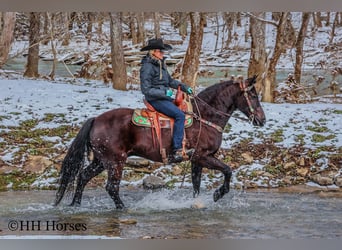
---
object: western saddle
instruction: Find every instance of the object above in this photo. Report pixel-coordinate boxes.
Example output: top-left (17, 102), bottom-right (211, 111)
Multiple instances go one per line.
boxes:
top-left (132, 86), bottom-right (193, 163)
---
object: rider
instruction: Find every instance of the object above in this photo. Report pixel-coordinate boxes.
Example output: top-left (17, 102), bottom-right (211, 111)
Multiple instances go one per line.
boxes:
top-left (140, 38), bottom-right (193, 163)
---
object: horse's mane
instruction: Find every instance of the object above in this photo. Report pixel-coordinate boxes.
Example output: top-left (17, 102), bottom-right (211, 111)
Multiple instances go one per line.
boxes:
top-left (197, 80), bottom-right (237, 103)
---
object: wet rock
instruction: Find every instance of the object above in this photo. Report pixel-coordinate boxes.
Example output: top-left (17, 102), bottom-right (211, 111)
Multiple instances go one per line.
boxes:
top-left (334, 176), bottom-right (342, 187)
top-left (283, 176), bottom-right (293, 185)
top-left (143, 175), bottom-right (165, 190)
top-left (126, 157), bottom-right (150, 167)
top-left (120, 219), bottom-right (137, 225)
top-left (234, 183), bottom-right (243, 189)
top-left (23, 156), bottom-right (54, 174)
top-left (244, 181), bottom-right (258, 189)
top-left (191, 198), bottom-right (206, 209)
top-left (311, 174), bottom-right (334, 186)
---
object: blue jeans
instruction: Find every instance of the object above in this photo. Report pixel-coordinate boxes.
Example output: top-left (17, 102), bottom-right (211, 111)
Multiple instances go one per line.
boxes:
top-left (148, 99), bottom-right (185, 150)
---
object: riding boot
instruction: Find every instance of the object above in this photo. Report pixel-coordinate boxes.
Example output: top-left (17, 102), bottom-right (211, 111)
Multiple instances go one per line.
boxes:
top-left (169, 148), bottom-right (195, 163)
top-left (171, 149), bottom-right (183, 163)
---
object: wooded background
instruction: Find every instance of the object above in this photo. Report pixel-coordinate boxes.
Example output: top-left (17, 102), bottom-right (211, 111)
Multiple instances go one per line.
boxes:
top-left (0, 12), bottom-right (341, 103)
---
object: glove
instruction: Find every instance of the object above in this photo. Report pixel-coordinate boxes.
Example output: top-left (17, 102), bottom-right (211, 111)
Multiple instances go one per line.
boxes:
top-left (187, 87), bottom-right (193, 95)
top-left (166, 89), bottom-right (173, 97)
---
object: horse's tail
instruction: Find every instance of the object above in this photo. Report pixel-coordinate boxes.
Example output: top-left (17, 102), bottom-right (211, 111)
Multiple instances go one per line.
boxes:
top-left (54, 117), bottom-right (95, 206)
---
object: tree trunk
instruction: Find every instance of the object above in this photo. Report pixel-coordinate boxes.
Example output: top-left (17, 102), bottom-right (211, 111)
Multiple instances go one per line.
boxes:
top-left (313, 12), bottom-right (322, 27)
top-left (178, 12), bottom-right (188, 39)
top-left (248, 12), bottom-right (266, 94)
top-left (224, 12), bottom-right (235, 49)
top-left (97, 12), bottom-right (104, 35)
top-left (109, 12), bottom-right (127, 90)
top-left (129, 12), bottom-right (138, 45)
top-left (329, 12), bottom-right (339, 45)
top-left (24, 12), bottom-right (40, 78)
top-left (0, 12), bottom-right (16, 68)
top-left (294, 12), bottom-right (310, 84)
top-left (41, 12), bottom-right (49, 45)
top-left (46, 12), bottom-right (57, 80)
top-left (137, 12), bottom-right (145, 44)
top-left (181, 12), bottom-right (205, 88)
top-left (86, 12), bottom-right (94, 45)
top-left (264, 12), bottom-right (289, 103)
top-left (154, 12), bottom-right (161, 38)
top-left (326, 12), bottom-right (331, 26)
top-left (61, 12), bottom-right (70, 46)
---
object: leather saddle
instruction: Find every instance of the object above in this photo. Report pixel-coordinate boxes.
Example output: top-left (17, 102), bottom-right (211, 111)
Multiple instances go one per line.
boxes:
top-left (132, 86), bottom-right (193, 162)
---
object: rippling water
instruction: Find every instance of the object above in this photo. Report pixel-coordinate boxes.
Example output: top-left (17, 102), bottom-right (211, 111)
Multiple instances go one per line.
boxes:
top-left (0, 188), bottom-right (341, 239)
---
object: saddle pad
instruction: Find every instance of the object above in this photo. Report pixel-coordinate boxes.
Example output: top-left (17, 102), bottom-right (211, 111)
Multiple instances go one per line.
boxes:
top-left (132, 109), bottom-right (193, 128)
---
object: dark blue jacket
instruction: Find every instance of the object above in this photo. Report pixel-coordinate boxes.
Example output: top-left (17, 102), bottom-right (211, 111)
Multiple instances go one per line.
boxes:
top-left (140, 54), bottom-right (189, 102)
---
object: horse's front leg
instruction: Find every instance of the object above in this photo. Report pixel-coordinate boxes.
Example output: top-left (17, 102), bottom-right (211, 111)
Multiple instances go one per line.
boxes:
top-left (191, 161), bottom-right (203, 198)
top-left (197, 156), bottom-right (232, 202)
top-left (105, 162), bottom-right (125, 209)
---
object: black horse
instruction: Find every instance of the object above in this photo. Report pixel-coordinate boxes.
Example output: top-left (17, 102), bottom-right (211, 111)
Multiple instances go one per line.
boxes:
top-left (55, 75), bottom-right (266, 209)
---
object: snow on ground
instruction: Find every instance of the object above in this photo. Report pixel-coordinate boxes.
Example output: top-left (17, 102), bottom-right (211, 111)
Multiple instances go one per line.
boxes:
top-left (1, 79), bottom-right (340, 144)
top-left (0, 78), bottom-right (144, 128)
top-left (1, 78), bottom-right (341, 158)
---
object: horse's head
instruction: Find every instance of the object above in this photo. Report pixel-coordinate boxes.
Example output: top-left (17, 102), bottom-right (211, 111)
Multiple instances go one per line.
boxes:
top-left (235, 75), bottom-right (266, 126)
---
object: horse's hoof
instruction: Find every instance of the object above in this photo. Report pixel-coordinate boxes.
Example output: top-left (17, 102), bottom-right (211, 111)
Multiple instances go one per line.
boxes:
top-left (116, 203), bottom-right (125, 210)
top-left (69, 202), bottom-right (81, 207)
top-left (213, 189), bottom-right (221, 202)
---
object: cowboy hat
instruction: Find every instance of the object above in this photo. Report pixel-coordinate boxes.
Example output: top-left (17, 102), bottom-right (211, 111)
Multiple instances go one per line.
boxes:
top-left (140, 38), bottom-right (173, 51)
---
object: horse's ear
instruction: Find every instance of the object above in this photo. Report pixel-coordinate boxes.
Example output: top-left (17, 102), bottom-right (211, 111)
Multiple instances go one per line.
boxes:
top-left (248, 74), bottom-right (258, 86)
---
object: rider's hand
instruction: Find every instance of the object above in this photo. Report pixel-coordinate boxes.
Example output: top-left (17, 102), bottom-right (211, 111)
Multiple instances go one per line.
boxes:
top-left (187, 87), bottom-right (193, 95)
top-left (166, 89), bottom-right (173, 97)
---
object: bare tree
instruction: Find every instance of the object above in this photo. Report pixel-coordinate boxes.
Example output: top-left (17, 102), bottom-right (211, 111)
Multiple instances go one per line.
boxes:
top-left (313, 12), bottom-right (322, 28)
top-left (136, 12), bottom-right (145, 44)
top-left (86, 12), bottom-right (95, 45)
top-left (154, 12), bottom-right (161, 38)
top-left (24, 12), bottom-right (41, 78)
top-left (128, 13), bottom-right (138, 45)
top-left (61, 13), bottom-right (71, 46)
top-left (109, 12), bottom-right (127, 90)
top-left (0, 12), bottom-right (16, 68)
top-left (294, 12), bottom-right (311, 84)
top-left (264, 12), bottom-right (290, 103)
top-left (178, 12), bottom-right (188, 39)
top-left (329, 12), bottom-right (339, 45)
top-left (223, 12), bottom-right (236, 48)
top-left (172, 12), bottom-right (188, 39)
top-left (181, 12), bottom-right (205, 88)
top-left (46, 12), bottom-right (57, 80)
top-left (248, 12), bottom-right (266, 94)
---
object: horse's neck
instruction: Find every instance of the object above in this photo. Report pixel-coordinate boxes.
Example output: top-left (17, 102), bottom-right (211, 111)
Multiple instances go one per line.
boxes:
top-left (194, 84), bottom-right (238, 128)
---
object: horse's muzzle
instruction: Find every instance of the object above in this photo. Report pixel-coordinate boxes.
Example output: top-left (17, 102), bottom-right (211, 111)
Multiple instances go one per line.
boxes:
top-left (252, 108), bottom-right (266, 127)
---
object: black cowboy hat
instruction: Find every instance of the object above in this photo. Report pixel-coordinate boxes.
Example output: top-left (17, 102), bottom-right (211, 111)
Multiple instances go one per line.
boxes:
top-left (140, 38), bottom-right (173, 51)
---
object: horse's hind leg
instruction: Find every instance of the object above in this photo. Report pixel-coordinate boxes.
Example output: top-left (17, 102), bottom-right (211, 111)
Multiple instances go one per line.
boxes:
top-left (191, 161), bottom-right (203, 198)
top-left (105, 162), bottom-right (125, 209)
top-left (70, 159), bottom-right (104, 206)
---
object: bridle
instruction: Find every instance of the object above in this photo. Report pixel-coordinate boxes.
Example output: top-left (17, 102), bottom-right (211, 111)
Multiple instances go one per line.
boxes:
top-left (239, 80), bottom-right (257, 123)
